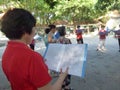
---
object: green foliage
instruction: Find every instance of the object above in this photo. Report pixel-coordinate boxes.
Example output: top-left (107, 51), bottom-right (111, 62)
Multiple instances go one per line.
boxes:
top-left (44, 0), bottom-right (58, 9)
top-left (50, 0), bottom-right (98, 24)
top-left (95, 0), bottom-right (120, 13)
top-left (1, 0), bottom-right (120, 26)
top-left (108, 0), bottom-right (120, 10)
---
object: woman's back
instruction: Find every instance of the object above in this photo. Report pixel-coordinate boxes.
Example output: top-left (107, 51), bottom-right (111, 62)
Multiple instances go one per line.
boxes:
top-left (57, 36), bottom-right (71, 44)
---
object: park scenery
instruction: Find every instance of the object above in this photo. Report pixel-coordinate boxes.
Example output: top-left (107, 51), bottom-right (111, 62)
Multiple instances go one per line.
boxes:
top-left (0, 0), bottom-right (120, 90)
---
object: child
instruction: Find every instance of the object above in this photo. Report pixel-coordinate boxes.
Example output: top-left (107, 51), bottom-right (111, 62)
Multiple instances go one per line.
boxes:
top-left (97, 26), bottom-right (108, 51)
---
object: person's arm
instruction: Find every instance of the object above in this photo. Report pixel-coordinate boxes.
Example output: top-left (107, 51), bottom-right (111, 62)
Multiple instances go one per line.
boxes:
top-left (74, 29), bottom-right (77, 35)
top-left (38, 68), bottom-right (68, 90)
top-left (69, 39), bottom-right (72, 44)
top-left (114, 31), bottom-right (118, 38)
top-left (48, 32), bottom-right (56, 43)
top-left (114, 33), bottom-right (118, 38)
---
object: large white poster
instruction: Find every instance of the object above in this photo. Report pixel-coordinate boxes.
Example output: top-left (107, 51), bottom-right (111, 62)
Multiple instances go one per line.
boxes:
top-left (44, 43), bottom-right (88, 78)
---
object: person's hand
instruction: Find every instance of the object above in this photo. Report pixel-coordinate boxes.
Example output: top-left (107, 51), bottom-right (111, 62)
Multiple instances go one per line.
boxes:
top-left (59, 67), bottom-right (69, 78)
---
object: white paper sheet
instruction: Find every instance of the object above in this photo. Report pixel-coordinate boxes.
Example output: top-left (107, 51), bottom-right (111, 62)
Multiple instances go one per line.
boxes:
top-left (44, 43), bottom-right (88, 78)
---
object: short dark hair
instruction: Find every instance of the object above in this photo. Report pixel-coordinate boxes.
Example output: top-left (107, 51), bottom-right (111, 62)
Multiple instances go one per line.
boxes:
top-left (77, 25), bottom-right (80, 28)
top-left (48, 24), bottom-right (56, 30)
top-left (1, 8), bottom-right (36, 39)
top-left (58, 26), bottom-right (66, 36)
top-left (45, 27), bottom-right (50, 34)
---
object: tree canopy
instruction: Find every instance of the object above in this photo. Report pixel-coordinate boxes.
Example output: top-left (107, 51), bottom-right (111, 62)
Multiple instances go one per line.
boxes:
top-left (0, 0), bottom-right (120, 26)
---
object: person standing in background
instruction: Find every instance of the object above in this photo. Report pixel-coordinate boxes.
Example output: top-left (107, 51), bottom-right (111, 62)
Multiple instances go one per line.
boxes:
top-left (54, 27), bottom-right (60, 40)
top-left (48, 24), bottom-right (57, 43)
top-left (114, 24), bottom-right (120, 52)
top-left (57, 26), bottom-right (73, 90)
top-left (97, 25), bottom-right (108, 51)
top-left (44, 27), bottom-right (51, 47)
top-left (75, 25), bottom-right (84, 44)
top-left (57, 26), bottom-right (71, 44)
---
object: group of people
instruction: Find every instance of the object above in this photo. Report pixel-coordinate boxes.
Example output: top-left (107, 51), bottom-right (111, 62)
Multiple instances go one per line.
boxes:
top-left (29, 24), bottom-right (120, 53)
top-left (75, 25), bottom-right (84, 44)
top-left (43, 24), bottom-right (72, 90)
top-left (75, 24), bottom-right (120, 52)
top-left (0, 8), bottom-right (70, 90)
top-left (97, 25), bottom-right (120, 52)
top-left (44, 25), bottom-right (71, 45)
top-left (1, 7), bottom-right (120, 90)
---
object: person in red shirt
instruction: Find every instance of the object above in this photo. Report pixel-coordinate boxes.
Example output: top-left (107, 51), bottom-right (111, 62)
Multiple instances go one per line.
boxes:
top-left (75, 25), bottom-right (84, 44)
top-left (97, 25), bottom-right (108, 51)
top-left (1, 8), bottom-right (68, 90)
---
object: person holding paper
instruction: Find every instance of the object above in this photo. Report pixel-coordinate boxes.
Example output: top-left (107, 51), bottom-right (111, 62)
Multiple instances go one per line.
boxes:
top-left (57, 26), bottom-right (73, 90)
top-left (1, 8), bottom-right (68, 90)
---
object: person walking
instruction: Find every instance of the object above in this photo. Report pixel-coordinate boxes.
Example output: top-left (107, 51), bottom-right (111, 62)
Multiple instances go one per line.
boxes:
top-left (1, 8), bottom-right (68, 90)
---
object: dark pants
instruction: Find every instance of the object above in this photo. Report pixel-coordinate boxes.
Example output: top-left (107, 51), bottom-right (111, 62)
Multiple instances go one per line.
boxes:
top-left (77, 38), bottom-right (83, 44)
top-left (118, 38), bottom-right (120, 50)
top-left (62, 75), bottom-right (71, 89)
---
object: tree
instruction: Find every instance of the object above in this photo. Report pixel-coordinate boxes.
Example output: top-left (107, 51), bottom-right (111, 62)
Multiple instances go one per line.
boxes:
top-left (1, 0), bottom-right (120, 27)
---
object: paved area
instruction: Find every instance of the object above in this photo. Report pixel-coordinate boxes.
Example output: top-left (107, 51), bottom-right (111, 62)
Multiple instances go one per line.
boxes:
top-left (0, 35), bottom-right (120, 90)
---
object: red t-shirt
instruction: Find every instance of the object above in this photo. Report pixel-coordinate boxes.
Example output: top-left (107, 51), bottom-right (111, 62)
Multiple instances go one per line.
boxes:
top-left (75, 29), bottom-right (83, 39)
top-left (2, 41), bottom-right (51, 90)
top-left (99, 29), bottom-right (106, 39)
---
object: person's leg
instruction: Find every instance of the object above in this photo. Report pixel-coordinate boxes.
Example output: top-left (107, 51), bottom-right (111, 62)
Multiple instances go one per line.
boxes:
top-left (77, 39), bottom-right (80, 44)
top-left (102, 39), bottom-right (106, 50)
top-left (97, 39), bottom-right (102, 50)
top-left (118, 38), bottom-right (120, 51)
top-left (80, 38), bottom-right (84, 44)
top-left (62, 75), bottom-right (72, 90)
